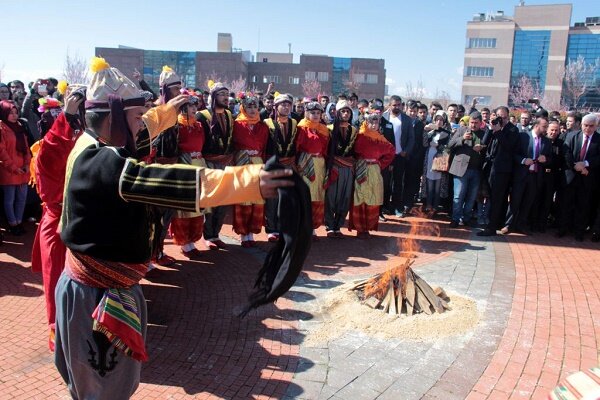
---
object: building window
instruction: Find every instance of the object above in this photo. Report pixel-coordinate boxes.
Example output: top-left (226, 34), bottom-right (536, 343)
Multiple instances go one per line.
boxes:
top-left (467, 38), bottom-right (497, 48)
top-left (251, 75), bottom-right (257, 83)
top-left (262, 58), bottom-right (268, 62)
top-left (305, 71), bottom-right (316, 81)
top-left (465, 66), bottom-right (494, 77)
top-left (289, 76), bottom-right (300, 85)
top-left (464, 95), bottom-right (491, 105)
top-left (352, 73), bottom-right (366, 83)
top-left (510, 30), bottom-right (551, 94)
top-left (263, 75), bottom-right (281, 84)
top-left (317, 72), bottom-right (329, 82)
top-left (366, 74), bottom-right (378, 84)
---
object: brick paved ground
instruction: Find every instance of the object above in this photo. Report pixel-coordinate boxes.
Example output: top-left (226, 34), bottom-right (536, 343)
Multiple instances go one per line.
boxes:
top-left (1, 213), bottom-right (599, 399)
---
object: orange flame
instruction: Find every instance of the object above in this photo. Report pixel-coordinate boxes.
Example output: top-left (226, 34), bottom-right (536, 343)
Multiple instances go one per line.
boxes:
top-left (363, 209), bottom-right (440, 301)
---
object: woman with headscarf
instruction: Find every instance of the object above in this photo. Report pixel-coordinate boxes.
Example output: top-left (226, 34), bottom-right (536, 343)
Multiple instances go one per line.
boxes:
top-left (232, 95), bottom-right (269, 247)
top-left (424, 111), bottom-right (451, 214)
top-left (169, 94), bottom-right (206, 258)
top-left (324, 102), bottom-right (336, 124)
top-left (348, 113), bottom-right (395, 238)
top-left (296, 102), bottom-right (330, 239)
top-left (0, 100), bottom-right (32, 235)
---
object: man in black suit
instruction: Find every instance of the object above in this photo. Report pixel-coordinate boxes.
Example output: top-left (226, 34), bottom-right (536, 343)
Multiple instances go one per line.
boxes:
top-left (405, 100), bottom-right (426, 212)
top-left (537, 120), bottom-right (564, 232)
top-left (478, 106), bottom-right (522, 236)
top-left (370, 98), bottom-right (395, 218)
top-left (382, 95), bottom-right (415, 217)
top-left (510, 117), bottom-right (553, 233)
top-left (560, 113), bottom-right (600, 241)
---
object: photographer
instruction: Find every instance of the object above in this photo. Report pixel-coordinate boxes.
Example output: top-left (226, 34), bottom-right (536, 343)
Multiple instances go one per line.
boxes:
top-left (478, 106), bottom-right (522, 236)
top-left (448, 111), bottom-right (486, 228)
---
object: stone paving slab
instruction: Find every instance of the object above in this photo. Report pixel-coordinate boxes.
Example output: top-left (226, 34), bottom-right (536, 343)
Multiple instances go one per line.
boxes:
top-left (282, 225), bottom-right (512, 400)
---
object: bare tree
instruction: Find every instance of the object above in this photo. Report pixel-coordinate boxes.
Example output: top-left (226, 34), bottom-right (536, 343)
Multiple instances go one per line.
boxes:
top-left (62, 51), bottom-right (89, 84)
top-left (343, 66), bottom-right (363, 94)
top-left (228, 76), bottom-right (247, 96)
top-left (433, 88), bottom-right (452, 109)
top-left (404, 79), bottom-right (426, 101)
top-left (508, 75), bottom-right (544, 108)
top-left (560, 55), bottom-right (599, 109)
top-left (302, 79), bottom-right (322, 99)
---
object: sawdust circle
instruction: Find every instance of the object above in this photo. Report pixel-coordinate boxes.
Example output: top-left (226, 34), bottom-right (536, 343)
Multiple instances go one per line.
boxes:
top-left (304, 283), bottom-right (480, 346)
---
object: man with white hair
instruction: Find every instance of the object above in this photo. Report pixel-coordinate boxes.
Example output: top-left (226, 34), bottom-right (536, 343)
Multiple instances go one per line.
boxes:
top-left (559, 113), bottom-right (600, 241)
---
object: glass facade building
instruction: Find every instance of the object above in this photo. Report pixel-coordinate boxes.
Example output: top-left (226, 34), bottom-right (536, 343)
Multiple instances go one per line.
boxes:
top-left (566, 34), bottom-right (600, 108)
top-left (142, 50), bottom-right (196, 92)
top-left (332, 57), bottom-right (351, 96)
top-left (510, 30), bottom-right (551, 96)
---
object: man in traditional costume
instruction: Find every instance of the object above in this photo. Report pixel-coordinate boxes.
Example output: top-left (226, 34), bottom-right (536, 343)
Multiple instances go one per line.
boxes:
top-left (232, 95), bottom-right (269, 247)
top-left (324, 100), bottom-right (357, 238)
top-left (197, 83), bottom-right (234, 250)
top-left (349, 113), bottom-right (395, 238)
top-left (54, 58), bottom-right (293, 399)
top-left (296, 102), bottom-right (330, 240)
top-left (264, 93), bottom-right (298, 242)
top-left (30, 87), bottom-right (85, 351)
top-left (169, 94), bottom-right (206, 258)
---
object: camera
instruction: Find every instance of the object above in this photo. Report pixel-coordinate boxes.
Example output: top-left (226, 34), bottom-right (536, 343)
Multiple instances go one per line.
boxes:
top-left (491, 117), bottom-right (503, 126)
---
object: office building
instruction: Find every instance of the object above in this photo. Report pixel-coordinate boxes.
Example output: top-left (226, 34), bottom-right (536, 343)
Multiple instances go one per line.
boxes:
top-left (96, 36), bottom-right (386, 100)
top-left (461, 3), bottom-right (600, 109)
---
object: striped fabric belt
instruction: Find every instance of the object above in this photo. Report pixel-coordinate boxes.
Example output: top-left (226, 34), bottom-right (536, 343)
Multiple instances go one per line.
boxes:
top-left (333, 156), bottom-right (355, 168)
top-left (190, 151), bottom-right (203, 159)
top-left (65, 249), bottom-right (149, 361)
top-left (204, 153), bottom-right (234, 165)
top-left (240, 149), bottom-right (260, 156)
top-left (65, 249), bottom-right (147, 288)
top-left (279, 157), bottom-right (295, 167)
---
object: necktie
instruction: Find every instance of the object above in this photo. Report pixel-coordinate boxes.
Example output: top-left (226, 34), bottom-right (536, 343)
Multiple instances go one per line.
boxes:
top-left (579, 135), bottom-right (589, 162)
top-left (534, 137), bottom-right (540, 172)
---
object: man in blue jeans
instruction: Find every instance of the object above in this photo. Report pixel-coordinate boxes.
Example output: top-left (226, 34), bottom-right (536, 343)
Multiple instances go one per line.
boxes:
top-left (448, 112), bottom-right (487, 228)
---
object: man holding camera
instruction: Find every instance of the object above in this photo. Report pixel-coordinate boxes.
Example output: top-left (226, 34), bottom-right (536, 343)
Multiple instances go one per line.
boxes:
top-left (478, 106), bottom-right (522, 236)
top-left (448, 111), bottom-right (486, 228)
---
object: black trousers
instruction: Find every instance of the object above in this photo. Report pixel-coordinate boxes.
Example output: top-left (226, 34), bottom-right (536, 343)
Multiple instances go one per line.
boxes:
top-left (391, 154), bottom-right (409, 211)
top-left (561, 175), bottom-right (597, 235)
top-left (487, 171), bottom-right (512, 231)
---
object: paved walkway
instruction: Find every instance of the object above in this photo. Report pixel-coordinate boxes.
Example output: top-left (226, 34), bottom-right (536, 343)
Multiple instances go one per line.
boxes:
top-left (1, 214), bottom-right (599, 399)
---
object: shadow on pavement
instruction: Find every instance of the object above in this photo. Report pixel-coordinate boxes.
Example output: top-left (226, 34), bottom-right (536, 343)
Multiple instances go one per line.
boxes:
top-left (138, 243), bottom-right (313, 398)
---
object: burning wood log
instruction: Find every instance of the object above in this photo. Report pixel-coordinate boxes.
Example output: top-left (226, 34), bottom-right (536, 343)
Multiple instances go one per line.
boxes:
top-left (350, 259), bottom-right (449, 316)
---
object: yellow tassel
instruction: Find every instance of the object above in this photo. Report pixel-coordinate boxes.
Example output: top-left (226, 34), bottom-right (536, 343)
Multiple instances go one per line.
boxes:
top-left (90, 57), bottom-right (111, 73)
top-left (162, 65), bottom-right (174, 73)
top-left (207, 79), bottom-right (215, 90)
top-left (57, 80), bottom-right (68, 95)
top-left (274, 91), bottom-right (281, 98)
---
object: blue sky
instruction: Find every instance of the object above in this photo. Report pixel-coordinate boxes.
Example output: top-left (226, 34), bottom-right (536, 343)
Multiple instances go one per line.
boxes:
top-left (0, 0), bottom-right (596, 100)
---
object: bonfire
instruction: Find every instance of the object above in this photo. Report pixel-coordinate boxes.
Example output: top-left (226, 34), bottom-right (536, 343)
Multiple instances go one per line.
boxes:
top-left (350, 211), bottom-right (451, 316)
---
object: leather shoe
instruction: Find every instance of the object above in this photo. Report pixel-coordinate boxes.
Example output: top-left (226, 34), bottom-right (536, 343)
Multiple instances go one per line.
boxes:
top-left (477, 228), bottom-right (497, 237)
top-left (499, 226), bottom-right (511, 235)
top-left (204, 240), bottom-right (219, 250)
top-left (213, 239), bottom-right (227, 249)
top-left (267, 233), bottom-right (279, 242)
top-left (591, 232), bottom-right (600, 242)
top-left (449, 220), bottom-right (459, 228)
top-left (326, 230), bottom-right (336, 238)
top-left (181, 248), bottom-right (203, 259)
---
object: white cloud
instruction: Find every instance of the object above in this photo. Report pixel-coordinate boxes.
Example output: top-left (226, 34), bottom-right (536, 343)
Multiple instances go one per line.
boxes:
top-left (456, 66), bottom-right (464, 76)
